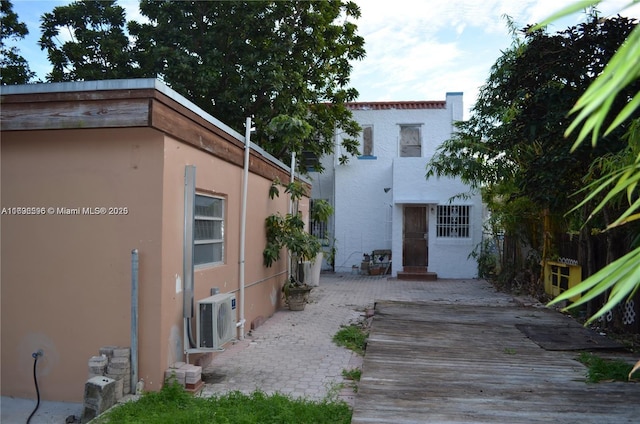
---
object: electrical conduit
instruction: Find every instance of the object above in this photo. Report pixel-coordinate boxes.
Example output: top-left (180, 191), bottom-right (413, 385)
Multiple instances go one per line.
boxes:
top-left (238, 117), bottom-right (251, 340)
top-left (131, 249), bottom-right (139, 394)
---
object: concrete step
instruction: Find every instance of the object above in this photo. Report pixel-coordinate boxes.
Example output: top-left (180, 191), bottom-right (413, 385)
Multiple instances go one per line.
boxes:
top-left (396, 271), bottom-right (438, 281)
top-left (402, 266), bottom-right (428, 273)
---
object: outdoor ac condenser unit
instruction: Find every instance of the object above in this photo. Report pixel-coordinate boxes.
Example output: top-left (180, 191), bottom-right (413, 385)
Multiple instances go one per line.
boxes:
top-left (196, 293), bottom-right (237, 349)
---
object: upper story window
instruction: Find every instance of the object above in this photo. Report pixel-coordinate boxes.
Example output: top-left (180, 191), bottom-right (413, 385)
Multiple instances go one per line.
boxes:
top-left (399, 125), bottom-right (421, 157)
top-left (194, 194), bottom-right (225, 266)
top-left (436, 205), bottom-right (470, 238)
top-left (358, 125), bottom-right (374, 158)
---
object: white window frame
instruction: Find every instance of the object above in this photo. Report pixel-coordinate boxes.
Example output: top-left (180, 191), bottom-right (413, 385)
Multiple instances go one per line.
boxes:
top-left (436, 205), bottom-right (470, 238)
top-left (194, 194), bottom-right (225, 266)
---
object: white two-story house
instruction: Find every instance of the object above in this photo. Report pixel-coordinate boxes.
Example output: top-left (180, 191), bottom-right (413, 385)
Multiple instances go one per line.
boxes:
top-left (311, 92), bottom-right (483, 279)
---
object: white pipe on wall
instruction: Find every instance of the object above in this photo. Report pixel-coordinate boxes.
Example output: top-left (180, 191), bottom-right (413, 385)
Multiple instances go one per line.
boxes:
top-left (130, 248), bottom-right (139, 394)
top-left (238, 117), bottom-right (251, 341)
top-left (288, 152), bottom-right (296, 281)
top-left (183, 166), bottom-right (197, 351)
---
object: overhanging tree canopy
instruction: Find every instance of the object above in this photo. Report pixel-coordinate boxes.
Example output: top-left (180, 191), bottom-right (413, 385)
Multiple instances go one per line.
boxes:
top-left (35, 0), bottom-right (366, 171)
top-left (0, 0), bottom-right (35, 84)
top-left (39, 0), bottom-right (141, 81)
top-left (426, 13), bottom-right (639, 296)
top-left (129, 0), bottom-right (365, 170)
top-left (427, 14), bottom-right (637, 217)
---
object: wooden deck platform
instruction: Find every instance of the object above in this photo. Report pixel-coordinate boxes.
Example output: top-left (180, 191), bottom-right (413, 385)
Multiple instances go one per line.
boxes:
top-left (352, 300), bottom-right (640, 423)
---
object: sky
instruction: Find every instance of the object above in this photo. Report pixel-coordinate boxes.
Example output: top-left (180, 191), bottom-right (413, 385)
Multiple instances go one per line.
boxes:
top-left (8, 0), bottom-right (640, 119)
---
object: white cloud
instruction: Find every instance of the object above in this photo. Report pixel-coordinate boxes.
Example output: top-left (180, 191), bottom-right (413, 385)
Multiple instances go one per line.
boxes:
top-left (348, 0), bottom-right (640, 118)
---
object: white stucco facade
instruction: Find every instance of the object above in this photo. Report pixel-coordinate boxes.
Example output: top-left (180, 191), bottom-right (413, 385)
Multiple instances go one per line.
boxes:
top-left (311, 93), bottom-right (483, 278)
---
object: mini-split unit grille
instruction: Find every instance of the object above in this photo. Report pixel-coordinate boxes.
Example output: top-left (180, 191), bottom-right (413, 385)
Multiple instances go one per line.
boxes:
top-left (196, 293), bottom-right (236, 349)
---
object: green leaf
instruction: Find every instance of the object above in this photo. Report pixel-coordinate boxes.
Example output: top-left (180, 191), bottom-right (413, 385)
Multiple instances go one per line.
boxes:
top-left (549, 248), bottom-right (640, 324)
top-left (606, 92), bottom-right (640, 136)
top-left (567, 24), bottom-right (640, 148)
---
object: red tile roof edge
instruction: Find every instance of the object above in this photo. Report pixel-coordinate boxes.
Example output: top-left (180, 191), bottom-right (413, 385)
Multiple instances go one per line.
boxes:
top-left (344, 101), bottom-right (446, 110)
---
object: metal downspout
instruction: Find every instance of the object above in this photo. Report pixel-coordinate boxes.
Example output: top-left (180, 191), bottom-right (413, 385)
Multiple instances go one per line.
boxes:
top-left (130, 248), bottom-right (139, 393)
top-left (183, 166), bottom-right (196, 350)
top-left (238, 118), bottom-right (251, 340)
top-left (288, 152), bottom-right (296, 281)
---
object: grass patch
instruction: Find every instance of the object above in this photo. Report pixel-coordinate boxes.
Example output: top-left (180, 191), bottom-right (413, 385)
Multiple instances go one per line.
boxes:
top-left (577, 352), bottom-right (634, 383)
top-left (342, 368), bottom-right (361, 381)
top-left (341, 368), bottom-right (362, 393)
top-left (333, 323), bottom-right (368, 355)
top-left (94, 381), bottom-right (351, 424)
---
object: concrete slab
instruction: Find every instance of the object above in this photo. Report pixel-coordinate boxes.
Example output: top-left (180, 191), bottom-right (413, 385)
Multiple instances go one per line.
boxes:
top-left (0, 396), bottom-right (82, 423)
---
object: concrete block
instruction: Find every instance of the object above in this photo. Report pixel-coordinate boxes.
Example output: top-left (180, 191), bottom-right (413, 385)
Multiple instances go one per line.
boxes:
top-left (107, 357), bottom-right (130, 376)
top-left (105, 372), bottom-right (127, 398)
top-left (183, 364), bottom-right (202, 384)
top-left (88, 356), bottom-right (108, 375)
top-left (81, 376), bottom-right (117, 423)
top-left (112, 347), bottom-right (130, 358)
top-left (164, 368), bottom-right (186, 385)
top-left (109, 357), bottom-right (130, 368)
top-left (106, 366), bottom-right (129, 376)
top-left (182, 363), bottom-right (198, 370)
top-left (170, 361), bottom-right (186, 369)
top-left (111, 376), bottom-right (124, 400)
top-left (99, 346), bottom-right (117, 358)
top-left (88, 367), bottom-right (106, 376)
top-left (185, 375), bottom-right (201, 385)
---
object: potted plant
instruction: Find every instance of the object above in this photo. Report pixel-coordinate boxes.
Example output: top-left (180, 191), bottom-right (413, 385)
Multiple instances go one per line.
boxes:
top-left (263, 178), bottom-right (333, 311)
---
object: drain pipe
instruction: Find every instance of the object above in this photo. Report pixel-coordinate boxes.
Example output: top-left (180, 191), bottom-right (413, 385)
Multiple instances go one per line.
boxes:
top-left (288, 152), bottom-right (296, 281)
top-left (183, 166), bottom-right (197, 350)
top-left (238, 117), bottom-right (251, 341)
top-left (130, 248), bottom-right (139, 394)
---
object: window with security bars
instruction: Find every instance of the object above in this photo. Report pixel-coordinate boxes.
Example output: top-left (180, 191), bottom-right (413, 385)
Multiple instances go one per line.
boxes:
top-left (436, 205), bottom-right (470, 238)
top-left (194, 194), bottom-right (224, 266)
top-left (309, 199), bottom-right (328, 243)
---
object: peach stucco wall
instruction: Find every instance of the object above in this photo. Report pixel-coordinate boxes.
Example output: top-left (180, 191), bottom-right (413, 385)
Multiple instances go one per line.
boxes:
top-left (154, 137), bottom-right (289, 391)
top-left (1, 126), bottom-right (293, 402)
top-left (1, 128), bottom-right (164, 402)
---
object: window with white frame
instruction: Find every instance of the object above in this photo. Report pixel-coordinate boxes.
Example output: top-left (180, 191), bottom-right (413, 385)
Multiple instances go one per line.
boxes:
top-left (399, 125), bottom-right (421, 157)
top-left (436, 205), bottom-right (470, 238)
top-left (194, 194), bottom-right (224, 266)
top-left (361, 125), bottom-right (373, 156)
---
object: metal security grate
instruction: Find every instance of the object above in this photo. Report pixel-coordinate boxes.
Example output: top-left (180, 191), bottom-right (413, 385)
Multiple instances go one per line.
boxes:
top-left (436, 205), bottom-right (470, 238)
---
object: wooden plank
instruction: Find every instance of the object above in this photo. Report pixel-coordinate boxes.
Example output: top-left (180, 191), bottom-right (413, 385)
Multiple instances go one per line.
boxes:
top-left (1, 98), bottom-right (150, 130)
top-left (352, 300), bottom-right (640, 423)
top-left (149, 98), bottom-right (298, 186)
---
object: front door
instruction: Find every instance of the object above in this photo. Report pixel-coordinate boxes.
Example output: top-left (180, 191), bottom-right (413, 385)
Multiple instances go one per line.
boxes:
top-left (403, 206), bottom-right (428, 268)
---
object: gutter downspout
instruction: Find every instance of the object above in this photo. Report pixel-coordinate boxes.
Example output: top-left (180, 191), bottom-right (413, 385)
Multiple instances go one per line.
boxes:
top-left (183, 166), bottom-right (197, 350)
top-left (288, 152), bottom-right (296, 281)
top-left (238, 117), bottom-right (251, 341)
top-left (130, 248), bottom-right (139, 394)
